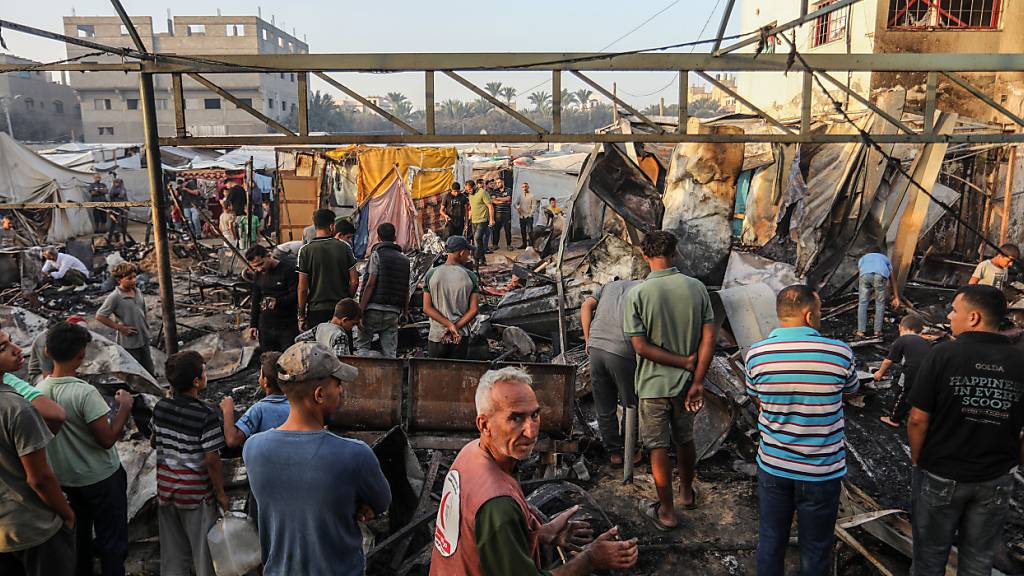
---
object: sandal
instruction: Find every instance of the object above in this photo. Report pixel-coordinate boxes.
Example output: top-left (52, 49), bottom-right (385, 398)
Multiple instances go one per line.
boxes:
top-left (680, 485), bottom-right (701, 510)
top-left (641, 500), bottom-right (676, 532)
top-left (609, 451), bottom-right (643, 466)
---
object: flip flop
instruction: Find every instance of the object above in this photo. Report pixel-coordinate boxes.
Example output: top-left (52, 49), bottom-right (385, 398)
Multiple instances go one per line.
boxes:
top-left (680, 485), bottom-right (701, 511)
top-left (641, 500), bottom-right (676, 532)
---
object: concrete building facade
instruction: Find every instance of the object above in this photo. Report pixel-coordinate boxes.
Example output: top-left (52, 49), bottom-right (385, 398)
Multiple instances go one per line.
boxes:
top-left (0, 54), bottom-right (83, 142)
top-left (736, 0), bottom-right (1024, 125)
top-left (63, 15), bottom-right (308, 143)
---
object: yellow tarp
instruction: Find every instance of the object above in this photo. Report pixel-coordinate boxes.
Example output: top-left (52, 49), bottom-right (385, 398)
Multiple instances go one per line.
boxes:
top-left (328, 146), bottom-right (456, 204)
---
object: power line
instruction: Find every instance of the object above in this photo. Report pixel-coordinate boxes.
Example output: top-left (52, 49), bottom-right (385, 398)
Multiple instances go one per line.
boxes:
top-left (600, 0), bottom-right (683, 51)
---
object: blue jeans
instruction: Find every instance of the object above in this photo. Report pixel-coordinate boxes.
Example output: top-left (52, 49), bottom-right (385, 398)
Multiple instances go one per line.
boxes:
top-left (911, 467), bottom-right (1012, 576)
top-left (757, 468), bottom-right (841, 576)
top-left (183, 207), bottom-right (202, 239)
top-left (355, 309), bottom-right (400, 358)
top-left (857, 272), bottom-right (887, 334)
top-left (472, 222), bottom-right (489, 263)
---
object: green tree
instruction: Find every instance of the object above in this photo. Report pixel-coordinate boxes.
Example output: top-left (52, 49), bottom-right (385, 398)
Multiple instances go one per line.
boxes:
top-left (528, 91), bottom-right (552, 114)
top-left (559, 89), bottom-right (578, 110)
top-left (574, 88), bottom-right (594, 110)
top-left (499, 86), bottom-right (517, 105)
top-left (689, 97), bottom-right (727, 118)
top-left (484, 82), bottom-right (504, 99)
top-left (385, 92), bottom-right (414, 121)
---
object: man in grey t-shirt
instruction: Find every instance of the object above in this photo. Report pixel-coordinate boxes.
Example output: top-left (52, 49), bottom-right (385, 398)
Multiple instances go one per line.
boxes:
top-left (582, 279), bottom-right (641, 464)
top-left (422, 236), bottom-right (480, 359)
top-left (970, 243), bottom-right (1018, 289)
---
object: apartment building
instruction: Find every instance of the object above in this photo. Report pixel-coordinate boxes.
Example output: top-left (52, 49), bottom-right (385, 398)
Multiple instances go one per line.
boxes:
top-left (0, 54), bottom-right (83, 142)
top-left (63, 15), bottom-right (308, 142)
top-left (735, 0), bottom-right (1023, 124)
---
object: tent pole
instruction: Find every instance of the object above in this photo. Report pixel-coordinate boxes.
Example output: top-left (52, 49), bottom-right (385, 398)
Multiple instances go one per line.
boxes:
top-left (140, 71), bottom-right (179, 354)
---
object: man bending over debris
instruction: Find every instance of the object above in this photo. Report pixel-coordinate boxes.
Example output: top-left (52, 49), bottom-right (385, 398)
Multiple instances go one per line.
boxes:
top-left (246, 245), bottom-right (300, 353)
top-left (0, 329), bottom-right (76, 575)
top-left (745, 285), bottom-right (858, 576)
top-left (357, 222), bottom-right (410, 358)
top-left (298, 209), bottom-right (358, 332)
top-left (969, 243), bottom-right (1018, 289)
top-left (625, 230), bottom-right (713, 531)
top-left (430, 367), bottom-right (638, 575)
top-left (97, 262), bottom-right (153, 375)
top-left (153, 351), bottom-right (227, 576)
top-left (41, 247), bottom-right (89, 287)
top-left (221, 351), bottom-right (288, 448)
top-left (876, 314), bottom-right (932, 428)
top-left (38, 322), bottom-right (133, 576)
top-left (908, 285), bottom-right (1024, 575)
top-left (856, 250), bottom-right (898, 338)
top-left (424, 236), bottom-right (480, 360)
top-left (244, 342), bottom-right (391, 576)
top-left (295, 298), bottom-right (361, 357)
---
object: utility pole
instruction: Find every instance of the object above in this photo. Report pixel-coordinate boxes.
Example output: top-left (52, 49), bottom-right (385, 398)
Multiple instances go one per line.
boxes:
top-left (1, 97), bottom-right (14, 138)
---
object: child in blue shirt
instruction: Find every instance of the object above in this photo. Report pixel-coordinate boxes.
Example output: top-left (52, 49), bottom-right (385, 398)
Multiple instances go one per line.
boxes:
top-left (220, 352), bottom-right (289, 447)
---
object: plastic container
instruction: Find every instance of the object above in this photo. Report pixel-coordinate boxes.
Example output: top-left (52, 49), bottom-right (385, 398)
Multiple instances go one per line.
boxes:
top-left (207, 513), bottom-right (261, 576)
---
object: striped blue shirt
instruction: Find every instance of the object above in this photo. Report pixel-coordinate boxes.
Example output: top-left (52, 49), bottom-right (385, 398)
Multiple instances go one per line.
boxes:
top-left (745, 326), bottom-right (859, 482)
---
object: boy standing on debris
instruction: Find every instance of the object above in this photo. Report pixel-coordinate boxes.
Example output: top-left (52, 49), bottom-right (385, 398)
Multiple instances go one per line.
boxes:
top-left (96, 262), bottom-right (154, 375)
top-left (467, 180), bottom-right (494, 265)
top-left (969, 243), bottom-right (1019, 289)
top-left (581, 277), bottom-right (641, 465)
top-left (246, 245), bottom-right (300, 353)
top-left (295, 298), bottom-right (361, 357)
top-left (153, 351), bottom-right (228, 576)
top-left (38, 322), bottom-right (133, 576)
top-left (856, 250), bottom-right (899, 338)
top-left (745, 285), bottom-right (858, 575)
top-left (908, 285), bottom-right (1024, 575)
top-left (357, 223), bottom-right (410, 358)
top-left (0, 329), bottom-right (76, 575)
top-left (221, 351), bottom-right (288, 448)
top-left (244, 342), bottom-right (391, 576)
top-left (423, 236), bottom-right (480, 359)
top-left (876, 314), bottom-right (932, 428)
top-left (625, 230), bottom-right (714, 531)
top-left (298, 209), bottom-right (358, 332)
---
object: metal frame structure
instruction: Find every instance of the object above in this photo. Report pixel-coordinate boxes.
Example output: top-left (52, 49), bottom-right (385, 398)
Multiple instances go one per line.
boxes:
top-left (3, 0), bottom-right (1024, 352)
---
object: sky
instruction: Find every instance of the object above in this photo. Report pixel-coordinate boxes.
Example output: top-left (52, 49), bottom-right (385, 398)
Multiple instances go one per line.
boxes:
top-left (1, 0), bottom-right (739, 109)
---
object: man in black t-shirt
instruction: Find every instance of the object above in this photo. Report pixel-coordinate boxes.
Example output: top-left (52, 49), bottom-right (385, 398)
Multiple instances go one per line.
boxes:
top-left (439, 183), bottom-right (468, 239)
top-left (908, 285), bottom-right (1024, 575)
top-left (490, 177), bottom-right (513, 250)
top-left (876, 314), bottom-right (932, 427)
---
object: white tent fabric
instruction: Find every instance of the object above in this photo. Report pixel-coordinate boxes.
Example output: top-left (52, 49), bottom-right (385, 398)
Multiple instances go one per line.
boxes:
top-left (0, 132), bottom-right (94, 242)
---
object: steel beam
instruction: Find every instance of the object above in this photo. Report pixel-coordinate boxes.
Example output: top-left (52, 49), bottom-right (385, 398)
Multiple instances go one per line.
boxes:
top-left (925, 72), bottom-right (937, 133)
top-left (313, 72), bottom-right (421, 135)
top-left (696, 70), bottom-right (795, 134)
top-left (571, 71), bottom-right (665, 134)
top-left (942, 71), bottom-right (1024, 127)
top-left (425, 71), bottom-right (435, 134)
top-left (297, 72), bottom-right (309, 136)
top-left (139, 72), bottom-right (178, 355)
top-left (157, 132), bottom-right (1024, 146)
top-left (715, 0), bottom-right (860, 56)
top-left (678, 70), bottom-right (689, 134)
top-left (444, 70), bottom-right (548, 134)
top-left (109, 0), bottom-right (148, 53)
top-left (815, 69), bottom-right (914, 134)
top-left (552, 70), bottom-right (562, 134)
top-left (171, 73), bottom-right (186, 138)
top-left (711, 0), bottom-right (738, 54)
top-left (186, 73), bottom-right (296, 136)
top-left (801, 71), bottom-right (813, 134)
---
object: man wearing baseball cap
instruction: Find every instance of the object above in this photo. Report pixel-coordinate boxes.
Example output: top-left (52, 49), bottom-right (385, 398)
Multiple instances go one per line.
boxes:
top-left (243, 342), bottom-right (391, 576)
top-left (423, 236), bottom-right (481, 359)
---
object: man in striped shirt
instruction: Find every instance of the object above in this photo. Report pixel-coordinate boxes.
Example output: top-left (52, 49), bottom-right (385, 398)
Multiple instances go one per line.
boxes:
top-left (152, 351), bottom-right (227, 576)
top-left (745, 285), bottom-right (858, 576)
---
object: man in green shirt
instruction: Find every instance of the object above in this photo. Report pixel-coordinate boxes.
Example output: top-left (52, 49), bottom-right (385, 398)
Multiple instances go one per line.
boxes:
top-left (297, 209), bottom-right (358, 331)
top-left (38, 322), bottom-right (134, 576)
top-left (624, 230), bottom-right (716, 531)
top-left (467, 180), bottom-right (494, 265)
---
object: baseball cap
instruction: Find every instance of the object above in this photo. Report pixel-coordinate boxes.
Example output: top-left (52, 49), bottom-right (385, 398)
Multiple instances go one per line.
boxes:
top-left (445, 235), bottom-right (473, 253)
top-left (277, 342), bottom-right (358, 384)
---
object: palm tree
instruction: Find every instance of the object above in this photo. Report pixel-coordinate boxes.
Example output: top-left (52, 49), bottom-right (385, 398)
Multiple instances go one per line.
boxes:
top-left (574, 88), bottom-right (594, 110)
top-left (499, 86), bottom-right (517, 105)
top-left (528, 91), bottom-right (552, 114)
top-left (484, 82), bottom-right (504, 99)
top-left (559, 89), bottom-right (578, 110)
top-left (385, 92), bottom-right (414, 121)
top-left (470, 98), bottom-right (492, 116)
top-left (441, 99), bottom-right (467, 120)
top-left (689, 97), bottom-right (727, 118)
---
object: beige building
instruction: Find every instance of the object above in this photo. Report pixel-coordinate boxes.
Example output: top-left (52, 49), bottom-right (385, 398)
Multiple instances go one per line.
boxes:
top-left (0, 54), bottom-right (83, 142)
top-left (689, 73), bottom-right (737, 113)
top-left (736, 0), bottom-right (1024, 124)
top-left (63, 15), bottom-right (308, 143)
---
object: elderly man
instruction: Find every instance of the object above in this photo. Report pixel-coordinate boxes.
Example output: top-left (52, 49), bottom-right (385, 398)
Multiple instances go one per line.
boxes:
top-left (430, 367), bottom-right (638, 575)
top-left (41, 248), bottom-right (89, 286)
top-left (244, 342), bottom-right (391, 576)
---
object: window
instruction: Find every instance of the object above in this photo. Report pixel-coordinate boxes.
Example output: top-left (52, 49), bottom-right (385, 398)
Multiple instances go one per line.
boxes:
top-left (277, 36), bottom-right (284, 48)
top-left (120, 24), bottom-right (129, 36)
top-left (54, 100), bottom-right (64, 114)
top-left (226, 24), bottom-right (245, 36)
top-left (810, 0), bottom-right (849, 47)
top-left (237, 98), bottom-right (253, 108)
top-left (126, 98), bottom-right (139, 110)
top-left (288, 41), bottom-right (294, 52)
top-left (98, 127), bottom-right (115, 136)
top-left (888, 0), bottom-right (1001, 29)
top-left (290, 73), bottom-right (296, 83)
top-left (262, 28), bottom-right (268, 40)
top-left (186, 24), bottom-right (206, 36)
top-left (204, 98), bottom-right (221, 110)
top-left (268, 98), bottom-right (275, 110)
top-left (281, 100), bottom-right (287, 111)
top-left (279, 72), bottom-right (285, 80)
top-left (291, 103), bottom-right (297, 113)
top-left (76, 25), bottom-right (95, 38)
top-left (94, 98), bottom-right (112, 110)
top-left (24, 98), bottom-right (34, 109)
top-left (156, 99), bottom-right (169, 110)
top-left (18, 71), bottom-right (31, 79)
